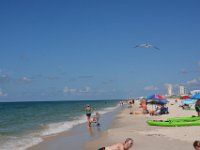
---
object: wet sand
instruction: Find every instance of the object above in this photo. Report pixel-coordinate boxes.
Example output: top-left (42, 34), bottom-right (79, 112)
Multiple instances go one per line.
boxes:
top-left (28, 108), bottom-right (121, 150)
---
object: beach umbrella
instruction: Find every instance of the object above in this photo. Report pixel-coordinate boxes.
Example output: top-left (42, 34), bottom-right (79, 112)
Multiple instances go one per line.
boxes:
top-left (147, 99), bottom-right (167, 104)
top-left (146, 94), bottom-right (166, 111)
top-left (181, 95), bottom-right (191, 99)
top-left (191, 93), bottom-right (200, 99)
top-left (182, 99), bottom-right (197, 105)
top-left (147, 94), bottom-right (163, 99)
top-left (158, 99), bottom-right (169, 104)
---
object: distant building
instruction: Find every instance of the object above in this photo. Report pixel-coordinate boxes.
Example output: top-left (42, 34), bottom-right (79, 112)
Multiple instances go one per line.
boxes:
top-left (179, 85), bottom-right (186, 96)
top-left (190, 90), bottom-right (200, 95)
top-left (166, 84), bottom-right (173, 96)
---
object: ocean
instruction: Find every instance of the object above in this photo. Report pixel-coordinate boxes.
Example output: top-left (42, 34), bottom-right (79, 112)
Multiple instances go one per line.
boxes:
top-left (0, 100), bottom-right (119, 150)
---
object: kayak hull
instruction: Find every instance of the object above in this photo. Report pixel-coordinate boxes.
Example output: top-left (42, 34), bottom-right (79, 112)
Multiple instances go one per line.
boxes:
top-left (168, 116), bottom-right (200, 122)
top-left (147, 120), bottom-right (200, 127)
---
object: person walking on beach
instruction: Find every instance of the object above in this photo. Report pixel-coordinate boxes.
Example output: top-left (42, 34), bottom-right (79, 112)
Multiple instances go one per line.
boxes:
top-left (129, 100), bottom-right (134, 114)
top-left (98, 138), bottom-right (134, 150)
top-left (85, 104), bottom-right (93, 127)
top-left (193, 140), bottom-right (200, 150)
top-left (195, 99), bottom-right (200, 116)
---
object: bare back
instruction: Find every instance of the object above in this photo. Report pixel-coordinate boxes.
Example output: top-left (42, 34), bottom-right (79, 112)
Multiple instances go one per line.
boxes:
top-left (106, 143), bottom-right (124, 150)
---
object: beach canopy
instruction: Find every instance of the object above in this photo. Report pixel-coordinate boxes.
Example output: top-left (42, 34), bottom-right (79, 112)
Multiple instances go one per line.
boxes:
top-left (181, 95), bottom-right (191, 99)
top-left (146, 94), bottom-right (166, 99)
top-left (182, 99), bottom-right (197, 105)
top-left (147, 99), bottom-right (169, 105)
top-left (191, 93), bottom-right (200, 99)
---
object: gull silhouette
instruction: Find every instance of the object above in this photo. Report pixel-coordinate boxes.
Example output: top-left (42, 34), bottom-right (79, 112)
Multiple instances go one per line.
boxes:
top-left (134, 43), bottom-right (159, 50)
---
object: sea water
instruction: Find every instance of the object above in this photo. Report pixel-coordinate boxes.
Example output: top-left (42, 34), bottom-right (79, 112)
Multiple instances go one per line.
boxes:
top-left (0, 100), bottom-right (119, 150)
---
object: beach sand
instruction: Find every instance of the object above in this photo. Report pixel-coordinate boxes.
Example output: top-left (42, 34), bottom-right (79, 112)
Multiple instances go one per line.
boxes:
top-left (27, 100), bottom-right (200, 150)
top-left (85, 100), bottom-right (200, 150)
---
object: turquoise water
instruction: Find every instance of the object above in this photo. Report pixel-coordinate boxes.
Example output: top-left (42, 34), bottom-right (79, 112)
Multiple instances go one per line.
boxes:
top-left (0, 100), bottom-right (119, 150)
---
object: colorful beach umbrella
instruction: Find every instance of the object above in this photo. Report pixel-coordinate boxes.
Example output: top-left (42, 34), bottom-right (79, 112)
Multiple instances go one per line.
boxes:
top-left (182, 99), bottom-right (197, 105)
top-left (146, 94), bottom-right (165, 99)
top-left (191, 93), bottom-right (200, 99)
top-left (147, 99), bottom-right (169, 105)
top-left (181, 95), bottom-right (191, 99)
top-left (158, 99), bottom-right (169, 104)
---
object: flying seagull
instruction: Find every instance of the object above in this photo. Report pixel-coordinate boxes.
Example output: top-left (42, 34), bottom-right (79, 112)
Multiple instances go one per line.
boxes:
top-left (134, 43), bottom-right (159, 50)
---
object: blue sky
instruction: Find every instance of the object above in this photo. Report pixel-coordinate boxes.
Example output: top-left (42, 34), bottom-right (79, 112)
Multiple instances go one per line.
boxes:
top-left (0, 0), bottom-right (200, 101)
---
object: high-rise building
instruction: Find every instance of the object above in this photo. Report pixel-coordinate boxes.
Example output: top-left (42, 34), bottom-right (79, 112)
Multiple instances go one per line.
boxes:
top-left (179, 85), bottom-right (186, 96)
top-left (166, 84), bottom-right (173, 96)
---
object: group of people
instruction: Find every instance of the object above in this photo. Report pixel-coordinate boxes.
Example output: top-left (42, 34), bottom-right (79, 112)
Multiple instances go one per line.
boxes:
top-left (140, 99), bottom-right (169, 116)
top-left (85, 104), bottom-right (100, 127)
top-left (84, 99), bottom-right (200, 150)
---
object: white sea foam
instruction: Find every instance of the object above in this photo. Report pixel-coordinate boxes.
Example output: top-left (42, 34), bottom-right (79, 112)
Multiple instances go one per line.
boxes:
top-left (41, 115), bottom-right (87, 136)
top-left (41, 104), bottom-right (119, 137)
top-left (0, 136), bottom-right (43, 150)
top-left (0, 103), bottom-right (119, 150)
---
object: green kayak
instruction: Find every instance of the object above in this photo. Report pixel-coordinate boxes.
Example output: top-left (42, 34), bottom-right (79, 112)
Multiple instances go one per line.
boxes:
top-left (147, 120), bottom-right (200, 127)
top-left (167, 116), bottom-right (200, 122)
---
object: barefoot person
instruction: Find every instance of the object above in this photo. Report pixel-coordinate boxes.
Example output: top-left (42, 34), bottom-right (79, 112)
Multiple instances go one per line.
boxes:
top-left (193, 140), bottom-right (200, 150)
top-left (85, 104), bottom-right (93, 127)
top-left (98, 138), bottom-right (134, 150)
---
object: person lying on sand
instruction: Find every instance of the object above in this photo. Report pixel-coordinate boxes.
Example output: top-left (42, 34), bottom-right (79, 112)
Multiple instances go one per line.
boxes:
top-left (193, 140), bottom-right (200, 150)
top-left (98, 138), bottom-right (133, 150)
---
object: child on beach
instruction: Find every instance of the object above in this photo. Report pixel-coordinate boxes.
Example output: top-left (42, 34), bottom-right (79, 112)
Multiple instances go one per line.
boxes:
top-left (98, 138), bottom-right (134, 150)
top-left (193, 140), bottom-right (200, 150)
top-left (90, 112), bottom-right (100, 126)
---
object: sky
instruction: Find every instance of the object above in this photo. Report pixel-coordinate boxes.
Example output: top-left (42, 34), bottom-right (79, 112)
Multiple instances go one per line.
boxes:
top-left (0, 0), bottom-right (200, 101)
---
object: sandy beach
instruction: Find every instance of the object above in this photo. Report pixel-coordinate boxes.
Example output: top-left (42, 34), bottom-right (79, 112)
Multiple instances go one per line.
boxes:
top-left (85, 100), bottom-right (200, 150)
top-left (25, 100), bottom-right (200, 150)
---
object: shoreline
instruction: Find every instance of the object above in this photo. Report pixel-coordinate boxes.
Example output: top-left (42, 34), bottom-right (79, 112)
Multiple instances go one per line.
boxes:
top-left (27, 106), bottom-right (122, 150)
top-left (85, 100), bottom-right (200, 150)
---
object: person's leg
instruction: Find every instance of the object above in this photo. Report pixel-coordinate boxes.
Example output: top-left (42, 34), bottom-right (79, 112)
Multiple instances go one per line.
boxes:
top-left (87, 114), bottom-right (91, 127)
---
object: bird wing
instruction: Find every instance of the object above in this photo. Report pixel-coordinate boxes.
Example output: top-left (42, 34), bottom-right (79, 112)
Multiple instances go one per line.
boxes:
top-left (134, 45), bottom-right (139, 48)
top-left (153, 46), bottom-right (160, 50)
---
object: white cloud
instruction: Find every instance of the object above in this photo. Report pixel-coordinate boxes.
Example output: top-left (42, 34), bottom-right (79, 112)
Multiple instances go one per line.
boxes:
top-left (79, 86), bottom-right (91, 93)
top-left (63, 86), bottom-right (92, 95)
top-left (186, 79), bottom-right (200, 86)
top-left (0, 89), bottom-right (8, 97)
top-left (0, 74), bottom-right (10, 84)
top-left (19, 77), bottom-right (32, 84)
top-left (63, 86), bottom-right (77, 94)
top-left (144, 85), bottom-right (158, 91)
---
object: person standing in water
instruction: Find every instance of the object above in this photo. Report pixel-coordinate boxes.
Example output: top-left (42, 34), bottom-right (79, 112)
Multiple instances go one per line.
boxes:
top-left (85, 104), bottom-right (93, 127)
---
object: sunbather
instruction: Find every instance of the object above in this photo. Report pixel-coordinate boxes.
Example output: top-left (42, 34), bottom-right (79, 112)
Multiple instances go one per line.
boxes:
top-left (98, 138), bottom-right (134, 150)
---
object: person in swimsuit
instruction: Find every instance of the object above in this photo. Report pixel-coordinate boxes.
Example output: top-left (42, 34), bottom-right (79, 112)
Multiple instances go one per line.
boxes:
top-left (98, 138), bottom-right (134, 150)
top-left (195, 99), bottom-right (200, 116)
top-left (85, 104), bottom-right (93, 127)
top-left (193, 140), bottom-right (200, 150)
